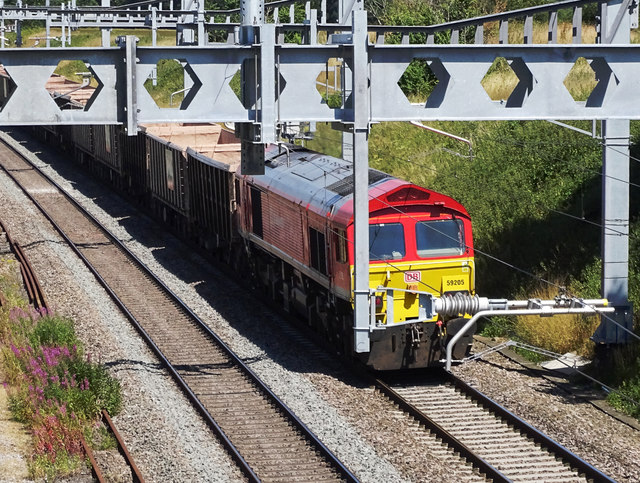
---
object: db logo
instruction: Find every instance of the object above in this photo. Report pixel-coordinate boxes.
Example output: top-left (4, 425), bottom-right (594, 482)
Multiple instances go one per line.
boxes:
top-left (404, 271), bottom-right (421, 283)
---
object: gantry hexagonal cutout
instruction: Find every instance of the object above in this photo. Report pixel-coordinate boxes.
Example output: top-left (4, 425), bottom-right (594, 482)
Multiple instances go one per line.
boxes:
top-left (316, 58), bottom-right (346, 109)
top-left (46, 60), bottom-right (102, 110)
top-left (229, 68), bottom-right (243, 105)
top-left (563, 57), bottom-right (615, 106)
top-left (143, 59), bottom-right (201, 109)
top-left (481, 57), bottom-right (534, 107)
top-left (398, 58), bottom-right (449, 108)
top-left (482, 57), bottom-right (518, 101)
top-left (231, 63), bottom-right (287, 109)
top-left (0, 64), bottom-right (17, 111)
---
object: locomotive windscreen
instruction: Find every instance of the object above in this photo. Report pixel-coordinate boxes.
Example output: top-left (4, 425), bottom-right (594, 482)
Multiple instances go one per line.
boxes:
top-left (415, 219), bottom-right (465, 258)
top-left (369, 223), bottom-right (406, 261)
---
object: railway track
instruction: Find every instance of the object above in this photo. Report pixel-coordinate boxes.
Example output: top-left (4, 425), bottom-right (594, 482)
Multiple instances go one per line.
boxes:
top-left (375, 370), bottom-right (615, 483)
top-left (0, 139), bottom-right (356, 481)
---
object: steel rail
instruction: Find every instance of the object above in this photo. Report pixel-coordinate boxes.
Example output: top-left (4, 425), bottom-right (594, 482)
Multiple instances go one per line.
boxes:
top-left (102, 410), bottom-right (145, 483)
top-left (0, 143), bottom-right (259, 482)
top-left (79, 433), bottom-right (107, 483)
top-left (0, 218), bottom-right (142, 482)
top-left (0, 219), bottom-right (49, 311)
top-left (0, 137), bottom-right (357, 482)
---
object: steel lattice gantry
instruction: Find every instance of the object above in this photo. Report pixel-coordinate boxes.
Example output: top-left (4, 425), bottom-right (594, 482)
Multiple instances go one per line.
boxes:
top-left (2, 36), bottom-right (640, 126)
top-left (0, 0), bottom-right (635, 350)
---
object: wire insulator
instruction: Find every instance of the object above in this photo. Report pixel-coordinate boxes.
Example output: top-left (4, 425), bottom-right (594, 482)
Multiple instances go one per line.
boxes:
top-left (434, 293), bottom-right (490, 316)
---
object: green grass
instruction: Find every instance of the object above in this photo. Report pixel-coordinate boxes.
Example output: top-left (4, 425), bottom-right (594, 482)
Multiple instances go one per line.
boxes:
top-left (85, 423), bottom-right (118, 451)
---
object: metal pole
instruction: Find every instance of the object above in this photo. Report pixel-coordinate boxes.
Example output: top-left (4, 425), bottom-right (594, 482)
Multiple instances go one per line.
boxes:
top-left (593, 0), bottom-right (633, 344)
top-left (45, 0), bottom-right (50, 48)
top-left (61, 3), bottom-right (66, 48)
top-left (237, 0), bottom-right (265, 175)
top-left (446, 304), bottom-right (614, 371)
top-left (197, 0), bottom-right (205, 46)
top-left (352, 9), bottom-right (370, 353)
top-left (178, 0), bottom-right (195, 45)
top-left (240, 0), bottom-right (263, 44)
top-left (595, 119), bottom-right (632, 343)
top-left (151, 7), bottom-right (157, 47)
top-left (101, 0), bottom-right (111, 47)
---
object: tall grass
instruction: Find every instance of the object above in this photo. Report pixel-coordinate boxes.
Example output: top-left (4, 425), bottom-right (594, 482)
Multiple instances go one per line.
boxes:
top-left (512, 286), bottom-right (600, 357)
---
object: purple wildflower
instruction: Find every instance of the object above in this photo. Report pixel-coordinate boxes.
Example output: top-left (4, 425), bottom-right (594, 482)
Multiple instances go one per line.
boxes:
top-left (10, 344), bottom-right (21, 357)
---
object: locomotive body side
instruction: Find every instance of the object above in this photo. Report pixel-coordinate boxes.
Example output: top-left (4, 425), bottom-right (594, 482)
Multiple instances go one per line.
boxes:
top-left (236, 147), bottom-right (477, 370)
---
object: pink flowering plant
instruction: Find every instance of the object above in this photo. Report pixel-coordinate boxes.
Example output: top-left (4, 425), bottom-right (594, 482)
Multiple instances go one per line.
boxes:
top-left (1, 303), bottom-right (121, 478)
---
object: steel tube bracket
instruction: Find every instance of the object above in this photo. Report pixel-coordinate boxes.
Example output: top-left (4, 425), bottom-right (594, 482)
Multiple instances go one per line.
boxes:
top-left (124, 35), bottom-right (138, 135)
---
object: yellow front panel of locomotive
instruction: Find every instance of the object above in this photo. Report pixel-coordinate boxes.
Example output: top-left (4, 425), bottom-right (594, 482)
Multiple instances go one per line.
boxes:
top-left (365, 259), bottom-right (475, 325)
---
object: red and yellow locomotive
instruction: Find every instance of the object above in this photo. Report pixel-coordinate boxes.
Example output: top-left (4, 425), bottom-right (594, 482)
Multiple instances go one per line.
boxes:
top-left (236, 145), bottom-right (475, 370)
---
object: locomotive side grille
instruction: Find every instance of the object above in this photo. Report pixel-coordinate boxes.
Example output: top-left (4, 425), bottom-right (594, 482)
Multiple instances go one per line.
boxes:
top-left (326, 169), bottom-right (388, 197)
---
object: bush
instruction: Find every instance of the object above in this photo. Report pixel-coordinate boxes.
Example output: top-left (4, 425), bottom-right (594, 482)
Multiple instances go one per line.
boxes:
top-left (28, 315), bottom-right (76, 349)
top-left (1, 302), bottom-right (122, 478)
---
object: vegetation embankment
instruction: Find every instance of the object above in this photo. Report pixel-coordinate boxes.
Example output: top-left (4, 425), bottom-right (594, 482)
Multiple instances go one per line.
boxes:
top-left (0, 256), bottom-right (122, 479)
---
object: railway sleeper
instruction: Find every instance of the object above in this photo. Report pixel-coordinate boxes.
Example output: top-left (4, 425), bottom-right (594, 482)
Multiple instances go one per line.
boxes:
top-left (399, 397), bottom-right (481, 407)
top-left (245, 450), bottom-right (328, 463)
top-left (459, 434), bottom-right (534, 445)
top-left (508, 474), bottom-right (584, 483)
top-left (494, 461), bottom-right (579, 472)
top-left (509, 478), bottom-right (585, 483)
top-left (469, 446), bottom-right (545, 456)
top-left (243, 446), bottom-right (324, 457)
top-left (448, 426), bottom-right (517, 436)
top-left (232, 438), bottom-right (310, 448)
top-left (225, 424), bottom-right (297, 434)
top-left (213, 412), bottom-right (288, 423)
top-left (230, 431), bottom-right (312, 448)
top-left (409, 401), bottom-right (483, 412)
top-left (441, 416), bottom-right (511, 426)
top-left (207, 409), bottom-right (289, 420)
top-left (250, 465), bottom-right (340, 478)
top-left (265, 474), bottom-right (344, 483)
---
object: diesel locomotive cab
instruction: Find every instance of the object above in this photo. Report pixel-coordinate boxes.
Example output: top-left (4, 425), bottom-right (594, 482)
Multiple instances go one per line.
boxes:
top-left (349, 188), bottom-right (476, 370)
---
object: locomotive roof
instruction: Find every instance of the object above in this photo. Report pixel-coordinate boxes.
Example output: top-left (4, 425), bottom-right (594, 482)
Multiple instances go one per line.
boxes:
top-left (244, 145), bottom-right (469, 223)
top-left (243, 146), bottom-right (386, 216)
